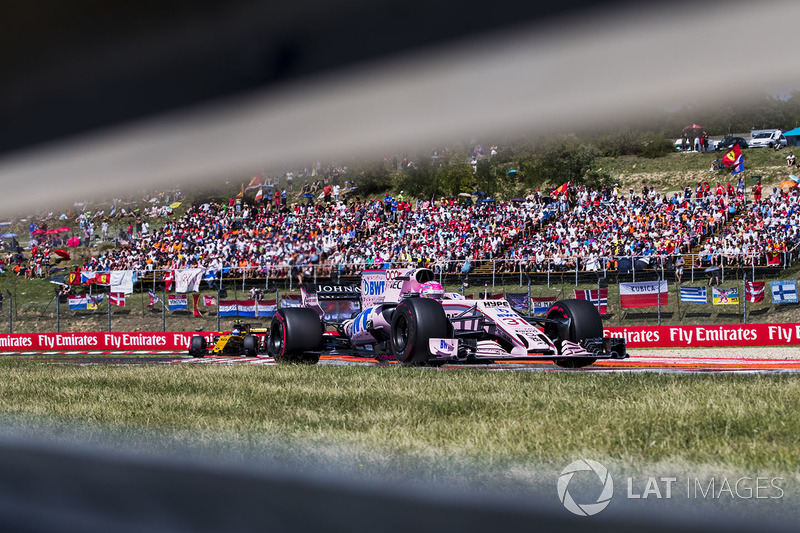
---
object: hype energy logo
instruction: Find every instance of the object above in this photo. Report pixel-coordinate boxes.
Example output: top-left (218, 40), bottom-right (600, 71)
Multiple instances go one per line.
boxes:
top-left (557, 459), bottom-right (614, 516)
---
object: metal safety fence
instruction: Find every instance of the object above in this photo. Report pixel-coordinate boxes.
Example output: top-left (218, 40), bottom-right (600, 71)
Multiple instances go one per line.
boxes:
top-left (2, 250), bottom-right (798, 334)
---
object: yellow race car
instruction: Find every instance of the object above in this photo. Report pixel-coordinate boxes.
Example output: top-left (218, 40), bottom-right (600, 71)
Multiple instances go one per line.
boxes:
top-left (189, 322), bottom-right (269, 357)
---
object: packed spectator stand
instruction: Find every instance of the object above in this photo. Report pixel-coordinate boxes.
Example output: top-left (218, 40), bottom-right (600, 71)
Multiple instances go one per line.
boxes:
top-left (9, 178), bottom-right (800, 287)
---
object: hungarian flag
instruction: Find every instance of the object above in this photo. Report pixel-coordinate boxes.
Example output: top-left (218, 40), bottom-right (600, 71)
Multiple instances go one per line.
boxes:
top-left (745, 281), bottom-right (765, 303)
top-left (148, 289), bottom-right (160, 307)
top-left (168, 294), bottom-right (188, 311)
top-left (553, 181), bottom-right (569, 196)
top-left (163, 270), bottom-right (174, 292)
top-left (254, 187), bottom-right (263, 203)
top-left (245, 175), bottom-right (262, 192)
top-left (722, 144), bottom-right (742, 167)
top-left (203, 295), bottom-right (217, 306)
top-left (573, 288), bottom-right (608, 313)
top-left (109, 292), bottom-right (126, 307)
top-left (619, 281), bottom-right (668, 308)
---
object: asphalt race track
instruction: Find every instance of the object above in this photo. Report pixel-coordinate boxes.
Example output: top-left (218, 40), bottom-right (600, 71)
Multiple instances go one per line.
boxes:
top-left (6, 351), bottom-right (799, 373)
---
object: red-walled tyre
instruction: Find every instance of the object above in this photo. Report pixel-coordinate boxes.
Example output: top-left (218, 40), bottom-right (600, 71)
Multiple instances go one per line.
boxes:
top-left (268, 308), bottom-right (322, 364)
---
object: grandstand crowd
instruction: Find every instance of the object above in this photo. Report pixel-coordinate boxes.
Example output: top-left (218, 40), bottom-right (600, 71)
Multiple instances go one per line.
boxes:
top-left (9, 174), bottom-right (800, 282)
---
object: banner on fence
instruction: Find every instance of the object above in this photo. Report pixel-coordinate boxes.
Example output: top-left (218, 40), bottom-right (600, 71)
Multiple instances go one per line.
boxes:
top-left (770, 280), bottom-right (798, 304)
top-left (745, 281), bottom-right (765, 303)
top-left (3, 323), bottom-right (800, 353)
top-left (619, 281), bottom-right (668, 308)
top-left (573, 288), bottom-right (607, 313)
top-left (712, 287), bottom-right (739, 305)
top-left (109, 292), bottom-right (126, 307)
top-left (218, 299), bottom-right (278, 317)
top-left (679, 286), bottom-right (706, 303)
top-left (530, 297), bottom-right (556, 314)
top-left (175, 268), bottom-right (204, 293)
top-left (167, 294), bottom-right (188, 311)
top-left (280, 294), bottom-right (302, 308)
top-left (68, 294), bottom-right (87, 310)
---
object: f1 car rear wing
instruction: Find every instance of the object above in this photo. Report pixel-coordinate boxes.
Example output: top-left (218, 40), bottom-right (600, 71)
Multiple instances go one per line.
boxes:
top-left (301, 284), bottom-right (362, 323)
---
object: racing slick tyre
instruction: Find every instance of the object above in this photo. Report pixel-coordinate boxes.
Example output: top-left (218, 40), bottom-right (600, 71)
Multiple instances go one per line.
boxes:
top-left (189, 335), bottom-right (207, 358)
top-left (242, 334), bottom-right (259, 357)
top-left (269, 308), bottom-right (322, 364)
top-left (545, 299), bottom-right (602, 369)
top-left (390, 297), bottom-right (449, 366)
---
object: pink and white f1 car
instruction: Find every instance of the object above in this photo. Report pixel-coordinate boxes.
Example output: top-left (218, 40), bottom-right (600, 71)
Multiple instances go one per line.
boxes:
top-left (267, 268), bottom-right (627, 367)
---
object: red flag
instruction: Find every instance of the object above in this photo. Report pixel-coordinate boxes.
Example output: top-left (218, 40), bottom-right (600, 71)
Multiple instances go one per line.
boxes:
top-left (722, 144), bottom-right (742, 167)
top-left (192, 294), bottom-right (202, 317)
top-left (109, 292), bottom-right (126, 307)
top-left (745, 281), bottom-right (765, 303)
top-left (95, 272), bottom-right (111, 285)
top-left (163, 270), bottom-right (174, 292)
top-left (553, 181), bottom-right (569, 196)
top-left (573, 288), bottom-right (608, 313)
top-left (255, 187), bottom-right (263, 203)
top-left (203, 295), bottom-right (217, 306)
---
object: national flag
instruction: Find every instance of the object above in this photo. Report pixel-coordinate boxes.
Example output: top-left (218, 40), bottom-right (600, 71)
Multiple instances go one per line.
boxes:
top-left (163, 270), bottom-right (174, 292)
top-left (245, 175), bottom-right (262, 192)
top-left (770, 280), bottom-right (798, 304)
top-left (573, 288), bottom-right (608, 313)
top-left (553, 181), bottom-right (569, 196)
top-left (203, 295), bottom-right (217, 307)
top-left (68, 294), bottom-right (87, 310)
top-left (168, 294), bottom-right (188, 311)
top-left (80, 271), bottom-right (97, 284)
top-left (169, 201), bottom-right (182, 209)
top-left (148, 289), bottom-right (160, 307)
top-left (722, 144), bottom-right (742, 167)
top-left (531, 296), bottom-right (557, 314)
top-left (254, 187), bottom-right (263, 203)
top-left (745, 281), bottom-right (765, 303)
top-left (712, 287), bottom-right (739, 305)
top-left (619, 281), bottom-right (668, 308)
top-left (732, 156), bottom-right (744, 175)
top-left (235, 183), bottom-right (244, 199)
top-left (109, 292), bottom-right (126, 307)
top-left (192, 294), bottom-right (202, 317)
top-left (237, 300), bottom-right (257, 317)
top-left (218, 300), bottom-right (238, 317)
top-left (680, 286), bottom-right (707, 303)
top-left (257, 299), bottom-right (278, 317)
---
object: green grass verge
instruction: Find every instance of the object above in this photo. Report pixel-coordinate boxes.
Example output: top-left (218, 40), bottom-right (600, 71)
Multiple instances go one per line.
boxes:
top-left (1, 359), bottom-right (798, 475)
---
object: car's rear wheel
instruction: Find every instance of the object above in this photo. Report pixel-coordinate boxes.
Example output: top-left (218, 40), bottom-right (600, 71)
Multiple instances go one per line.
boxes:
top-left (545, 299), bottom-right (602, 368)
top-left (189, 335), bottom-right (207, 358)
top-left (269, 308), bottom-right (322, 364)
top-left (390, 298), bottom-right (449, 366)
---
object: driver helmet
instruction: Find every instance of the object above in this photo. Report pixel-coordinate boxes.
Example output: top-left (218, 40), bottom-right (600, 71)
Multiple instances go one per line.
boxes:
top-left (419, 281), bottom-right (445, 300)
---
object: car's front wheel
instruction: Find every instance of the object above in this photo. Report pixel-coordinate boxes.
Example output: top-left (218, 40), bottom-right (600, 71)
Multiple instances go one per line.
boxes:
top-left (390, 298), bottom-right (449, 366)
top-left (545, 299), bottom-right (602, 368)
top-left (189, 335), bottom-right (207, 358)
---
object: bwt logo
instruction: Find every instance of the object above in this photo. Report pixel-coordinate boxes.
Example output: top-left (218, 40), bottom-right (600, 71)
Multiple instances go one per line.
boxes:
top-left (362, 280), bottom-right (385, 296)
top-left (557, 459), bottom-right (614, 516)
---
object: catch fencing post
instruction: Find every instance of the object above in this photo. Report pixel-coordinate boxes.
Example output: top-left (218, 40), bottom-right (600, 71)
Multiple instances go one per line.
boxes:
top-left (7, 290), bottom-right (12, 334)
top-left (492, 260), bottom-right (495, 289)
top-left (161, 288), bottom-right (166, 332)
top-left (742, 272), bottom-right (747, 324)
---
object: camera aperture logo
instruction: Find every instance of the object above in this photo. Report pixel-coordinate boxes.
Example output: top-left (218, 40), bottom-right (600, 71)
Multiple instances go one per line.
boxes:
top-left (558, 459), bottom-right (614, 516)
